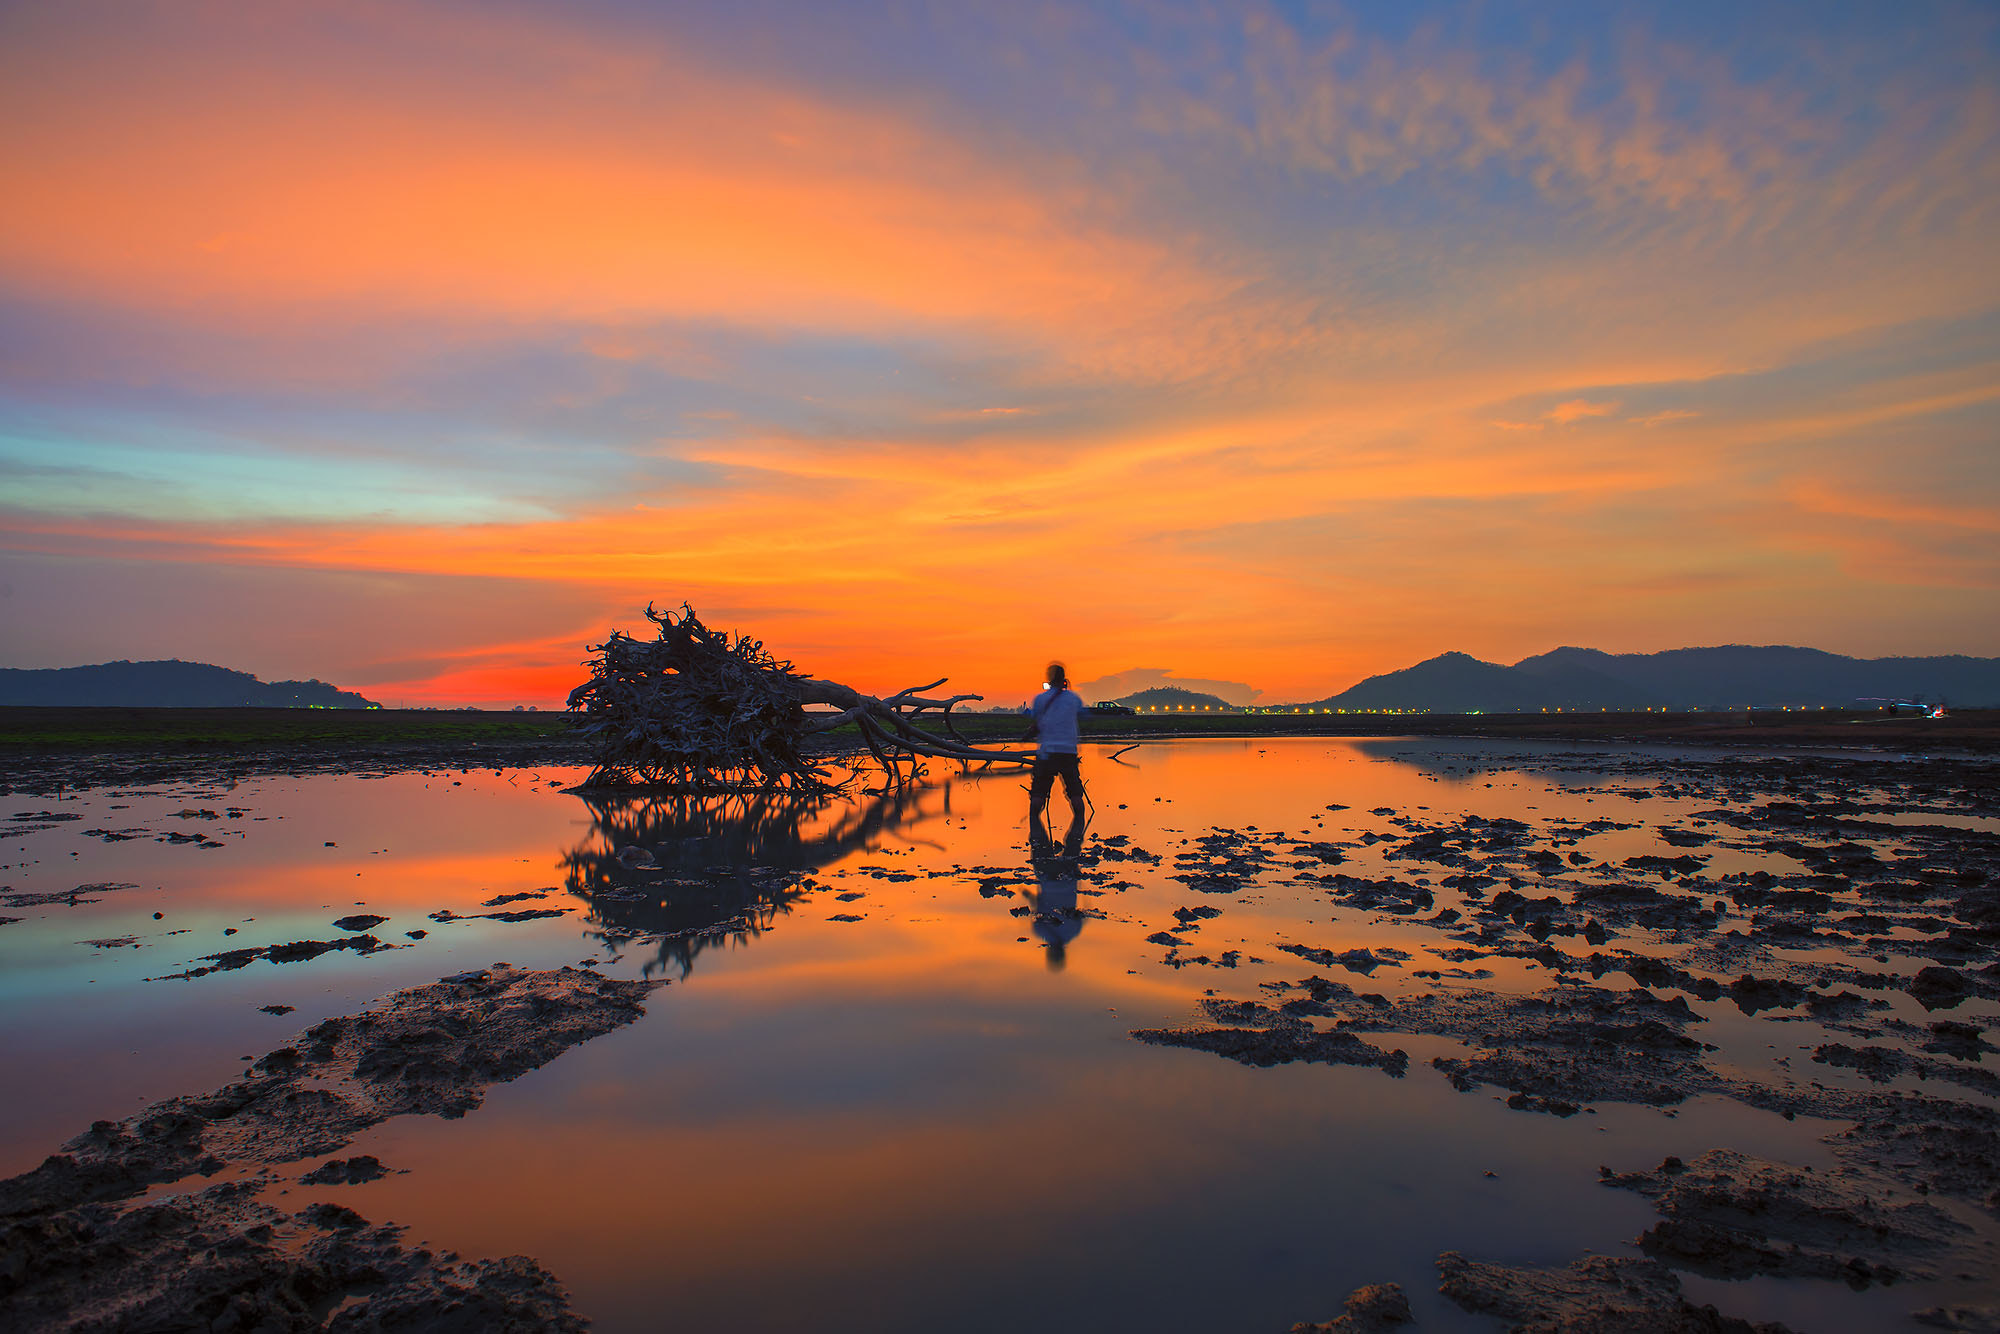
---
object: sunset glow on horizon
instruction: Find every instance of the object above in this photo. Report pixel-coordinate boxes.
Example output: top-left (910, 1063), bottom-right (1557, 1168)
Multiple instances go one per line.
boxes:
top-left (4, 1), bottom-right (1996, 707)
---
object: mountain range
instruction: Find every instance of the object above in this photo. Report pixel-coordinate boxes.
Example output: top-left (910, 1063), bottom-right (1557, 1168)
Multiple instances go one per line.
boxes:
top-left (1307, 646), bottom-right (2000, 713)
top-left (7, 646), bottom-right (1994, 716)
top-left (1106, 685), bottom-right (1234, 710)
top-left (0, 660), bottom-right (381, 709)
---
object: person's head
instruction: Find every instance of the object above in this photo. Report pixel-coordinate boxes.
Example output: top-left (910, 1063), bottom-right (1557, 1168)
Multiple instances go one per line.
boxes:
top-left (1045, 662), bottom-right (1068, 690)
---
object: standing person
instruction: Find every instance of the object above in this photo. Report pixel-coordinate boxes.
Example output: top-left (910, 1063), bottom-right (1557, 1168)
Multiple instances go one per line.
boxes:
top-left (1028, 661), bottom-right (1088, 836)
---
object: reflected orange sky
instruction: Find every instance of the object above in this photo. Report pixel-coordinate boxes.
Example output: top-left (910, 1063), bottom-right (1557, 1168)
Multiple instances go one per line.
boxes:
top-left (2, 2), bottom-right (1996, 705)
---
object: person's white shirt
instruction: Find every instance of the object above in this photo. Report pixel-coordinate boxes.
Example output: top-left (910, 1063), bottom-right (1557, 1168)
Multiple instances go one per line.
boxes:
top-left (1032, 687), bottom-right (1086, 754)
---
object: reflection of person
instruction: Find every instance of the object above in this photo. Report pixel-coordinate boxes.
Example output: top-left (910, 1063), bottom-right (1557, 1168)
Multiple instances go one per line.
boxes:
top-left (1028, 823), bottom-right (1086, 970)
top-left (1028, 661), bottom-right (1088, 836)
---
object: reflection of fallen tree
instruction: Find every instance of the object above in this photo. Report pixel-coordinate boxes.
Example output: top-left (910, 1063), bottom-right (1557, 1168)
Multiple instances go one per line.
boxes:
top-left (566, 603), bottom-right (1032, 791)
top-left (561, 777), bottom-right (963, 977)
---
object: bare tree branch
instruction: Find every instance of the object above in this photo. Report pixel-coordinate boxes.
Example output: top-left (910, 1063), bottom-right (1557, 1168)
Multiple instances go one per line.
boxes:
top-left (566, 603), bottom-right (1034, 791)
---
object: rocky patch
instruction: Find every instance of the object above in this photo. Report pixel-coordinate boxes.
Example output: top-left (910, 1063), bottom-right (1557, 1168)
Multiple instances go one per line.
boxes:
top-left (1435, 1250), bottom-right (1795, 1332)
top-left (1133, 998), bottom-right (1407, 1076)
top-left (1602, 1149), bottom-right (1974, 1286)
top-left (300, 1154), bottom-right (393, 1185)
top-left (0, 1180), bottom-right (583, 1332)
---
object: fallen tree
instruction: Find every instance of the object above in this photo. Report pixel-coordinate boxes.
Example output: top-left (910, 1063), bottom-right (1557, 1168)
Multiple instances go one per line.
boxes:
top-left (562, 779), bottom-right (961, 974)
top-left (565, 603), bottom-right (1034, 790)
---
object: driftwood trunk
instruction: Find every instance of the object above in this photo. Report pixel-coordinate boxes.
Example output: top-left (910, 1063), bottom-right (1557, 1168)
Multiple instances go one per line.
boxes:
top-left (566, 604), bottom-right (1033, 791)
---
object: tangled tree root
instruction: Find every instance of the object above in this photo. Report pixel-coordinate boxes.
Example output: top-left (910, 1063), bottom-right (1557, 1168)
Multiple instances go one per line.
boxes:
top-left (565, 603), bottom-right (1032, 790)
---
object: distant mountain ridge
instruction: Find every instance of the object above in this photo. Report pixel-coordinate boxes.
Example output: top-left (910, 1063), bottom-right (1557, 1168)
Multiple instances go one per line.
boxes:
top-left (1308, 645), bottom-right (2000, 713)
top-left (0, 660), bottom-right (380, 709)
top-left (1106, 685), bottom-right (1233, 710)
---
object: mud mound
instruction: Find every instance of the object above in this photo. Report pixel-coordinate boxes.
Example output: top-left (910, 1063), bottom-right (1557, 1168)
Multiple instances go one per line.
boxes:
top-left (1829, 1094), bottom-right (2000, 1215)
top-left (1133, 1006), bottom-right (1408, 1076)
top-left (1435, 1250), bottom-right (1796, 1333)
top-left (300, 1154), bottom-right (392, 1185)
top-left (0, 1179), bottom-right (582, 1332)
top-left (1603, 1149), bottom-right (1973, 1285)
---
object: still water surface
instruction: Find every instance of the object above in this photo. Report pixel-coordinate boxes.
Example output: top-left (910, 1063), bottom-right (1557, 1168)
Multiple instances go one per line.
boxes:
top-left (3, 738), bottom-right (1991, 1331)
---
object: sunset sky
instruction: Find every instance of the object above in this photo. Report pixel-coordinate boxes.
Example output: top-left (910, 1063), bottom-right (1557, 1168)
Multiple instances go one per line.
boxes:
top-left (3, 1), bottom-right (1996, 707)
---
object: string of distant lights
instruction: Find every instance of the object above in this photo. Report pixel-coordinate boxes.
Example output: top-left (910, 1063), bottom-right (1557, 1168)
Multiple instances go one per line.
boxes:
top-left (1116, 703), bottom-right (1940, 716)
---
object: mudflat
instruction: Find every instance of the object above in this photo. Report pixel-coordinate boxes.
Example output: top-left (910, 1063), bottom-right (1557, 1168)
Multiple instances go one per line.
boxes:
top-left (1, 736), bottom-right (1995, 1331)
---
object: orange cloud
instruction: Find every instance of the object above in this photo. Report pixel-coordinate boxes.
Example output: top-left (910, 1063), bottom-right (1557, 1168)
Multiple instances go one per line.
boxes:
top-left (0, 2), bottom-right (1243, 382)
top-left (1491, 398), bottom-right (1622, 430)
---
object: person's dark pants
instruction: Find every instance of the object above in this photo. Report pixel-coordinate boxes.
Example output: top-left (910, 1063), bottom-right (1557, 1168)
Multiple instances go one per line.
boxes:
top-left (1030, 752), bottom-right (1086, 828)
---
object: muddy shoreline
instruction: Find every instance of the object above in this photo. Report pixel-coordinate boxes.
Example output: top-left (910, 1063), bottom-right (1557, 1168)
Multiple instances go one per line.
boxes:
top-left (0, 966), bottom-right (659, 1330)
top-left (1126, 745), bottom-right (2000, 1331)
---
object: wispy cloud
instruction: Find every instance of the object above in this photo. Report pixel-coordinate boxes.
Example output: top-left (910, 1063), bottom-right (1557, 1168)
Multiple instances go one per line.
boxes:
top-left (1489, 398), bottom-right (1621, 430)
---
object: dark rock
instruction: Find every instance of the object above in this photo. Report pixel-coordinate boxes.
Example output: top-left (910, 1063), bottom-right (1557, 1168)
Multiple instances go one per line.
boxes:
top-left (1909, 967), bottom-right (1973, 1011)
top-left (1924, 1021), bottom-right (1990, 1062)
top-left (1289, 1280), bottom-right (1414, 1332)
top-left (1726, 975), bottom-right (1810, 1015)
top-left (301, 1155), bottom-right (390, 1186)
top-left (299, 1201), bottom-right (368, 1230)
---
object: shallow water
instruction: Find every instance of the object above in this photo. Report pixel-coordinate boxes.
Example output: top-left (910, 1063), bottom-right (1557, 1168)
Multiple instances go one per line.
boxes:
top-left (4, 737), bottom-right (1996, 1331)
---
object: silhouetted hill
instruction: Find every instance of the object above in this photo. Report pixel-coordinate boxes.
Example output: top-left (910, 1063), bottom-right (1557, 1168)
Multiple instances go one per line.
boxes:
top-left (1109, 685), bottom-right (1233, 710)
top-left (1514, 646), bottom-right (2000, 709)
top-left (1504, 649), bottom-right (1642, 710)
top-left (0, 660), bottom-right (380, 708)
top-left (1308, 646), bottom-right (2000, 713)
top-left (1309, 652), bottom-right (1566, 713)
